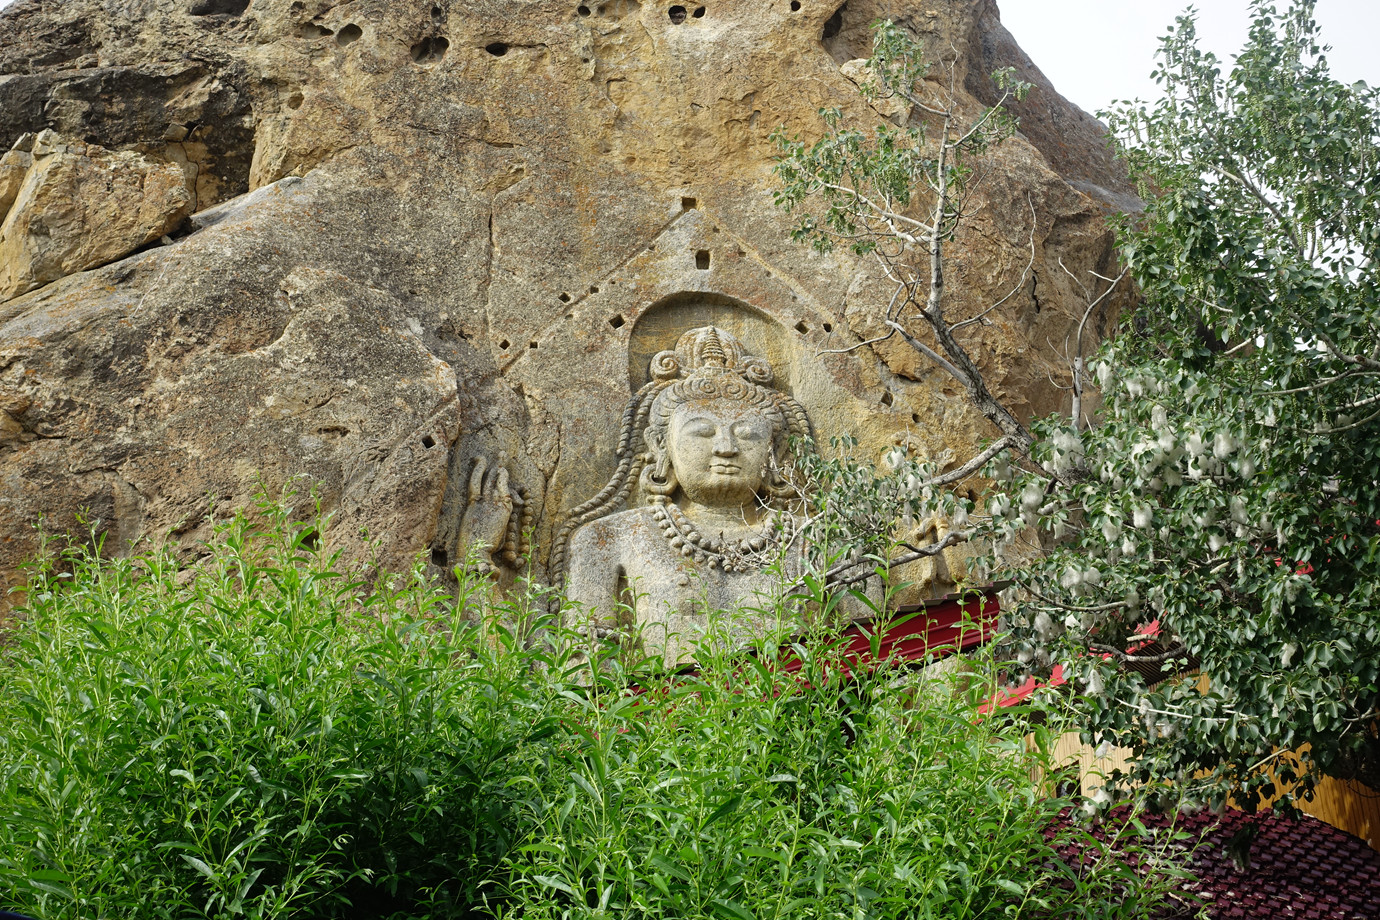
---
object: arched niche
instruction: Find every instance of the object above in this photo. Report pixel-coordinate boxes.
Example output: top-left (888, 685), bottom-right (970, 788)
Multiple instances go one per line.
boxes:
top-left (627, 292), bottom-right (797, 394)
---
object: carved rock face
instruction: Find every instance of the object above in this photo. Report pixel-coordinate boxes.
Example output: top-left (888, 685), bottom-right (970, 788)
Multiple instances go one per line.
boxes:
top-left (666, 401), bottom-right (773, 508)
top-left (0, 0), bottom-right (1138, 617)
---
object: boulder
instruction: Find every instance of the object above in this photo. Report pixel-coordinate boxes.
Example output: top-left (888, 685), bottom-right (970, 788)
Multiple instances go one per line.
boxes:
top-left (0, 130), bottom-right (192, 300)
top-left (0, 0), bottom-right (1138, 616)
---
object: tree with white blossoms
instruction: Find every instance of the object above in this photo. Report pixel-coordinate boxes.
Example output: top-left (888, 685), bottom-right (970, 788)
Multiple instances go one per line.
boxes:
top-left (774, 1), bottom-right (1379, 815)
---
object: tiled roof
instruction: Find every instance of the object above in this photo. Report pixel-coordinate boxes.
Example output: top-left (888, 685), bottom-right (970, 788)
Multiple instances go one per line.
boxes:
top-left (1053, 807), bottom-right (1380, 919)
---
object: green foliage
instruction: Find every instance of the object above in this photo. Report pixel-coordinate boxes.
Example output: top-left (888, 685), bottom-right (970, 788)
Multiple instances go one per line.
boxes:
top-left (772, 20), bottom-right (1028, 259)
top-left (0, 501), bottom-right (1177, 918)
top-left (502, 606), bottom-right (1170, 920)
top-left (0, 502), bottom-right (566, 920)
top-left (989, 0), bottom-right (1380, 810)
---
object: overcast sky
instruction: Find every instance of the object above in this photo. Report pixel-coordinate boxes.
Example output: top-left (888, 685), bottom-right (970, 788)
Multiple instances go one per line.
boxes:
top-left (999, 0), bottom-right (1380, 118)
top-left (0, 0), bottom-right (1374, 121)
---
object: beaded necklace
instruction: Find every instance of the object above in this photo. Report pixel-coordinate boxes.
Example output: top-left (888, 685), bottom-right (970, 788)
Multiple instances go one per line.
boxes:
top-left (648, 495), bottom-right (791, 573)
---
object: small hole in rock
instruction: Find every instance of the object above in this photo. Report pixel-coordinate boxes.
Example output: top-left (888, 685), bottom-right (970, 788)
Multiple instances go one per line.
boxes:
top-left (609, 315), bottom-right (626, 329)
top-left (422, 434), bottom-right (436, 449)
top-left (692, 5), bottom-right (705, 17)
top-left (410, 35), bottom-right (449, 64)
top-left (589, 285), bottom-right (600, 294)
top-left (431, 546), bottom-right (448, 567)
top-left (529, 341), bottom-right (538, 349)
top-left (486, 41), bottom-right (509, 56)
top-left (790, 0), bottom-right (800, 9)
top-left (432, 5), bottom-right (444, 24)
top-left (822, 4), bottom-right (843, 39)
top-left (559, 292), bottom-right (572, 303)
top-left (289, 1), bottom-right (304, 13)
top-left (336, 23), bottom-right (362, 45)
top-left (286, 91), bottom-right (305, 110)
top-left (881, 391), bottom-right (894, 407)
top-left (794, 321), bottom-right (809, 334)
top-left (911, 413), bottom-right (921, 424)
top-left (823, 322), bottom-right (832, 332)
top-left (668, 5), bottom-right (686, 23)
top-left (499, 339), bottom-right (511, 350)
top-left (681, 196), bottom-right (697, 210)
top-left (695, 250), bottom-right (711, 270)
top-left (189, 0), bottom-right (250, 15)
top-left (300, 528), bottom-right (320, 550)
top-left (578, 3), bottom-right (591, 13)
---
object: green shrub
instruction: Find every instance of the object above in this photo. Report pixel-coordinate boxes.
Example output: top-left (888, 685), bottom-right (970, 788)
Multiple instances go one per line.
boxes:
top-left (0, 505), bottom-right (1177, 919)
top-left (499, 605), bottom-right (1173, 920)
top-left (0, 504), bottom-right (566, 919)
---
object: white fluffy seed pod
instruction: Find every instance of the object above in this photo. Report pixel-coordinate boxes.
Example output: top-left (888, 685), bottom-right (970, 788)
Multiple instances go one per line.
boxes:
top-left (1097, 362), bottom-right (1114, 388)
top-left (1086, 669), bottom-right (1106, 697)
top-left (1133, 505), bottom-right (1154, 529)
top-left (1213, 432), bottom-right (1237, 460)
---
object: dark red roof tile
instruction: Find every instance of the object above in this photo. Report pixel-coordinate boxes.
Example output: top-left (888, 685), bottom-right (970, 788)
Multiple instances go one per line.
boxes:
top-left (1055, 806), bottom-right (1380, 919)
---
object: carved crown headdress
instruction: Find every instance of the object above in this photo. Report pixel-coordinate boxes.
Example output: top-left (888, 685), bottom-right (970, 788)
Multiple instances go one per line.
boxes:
top-left (648, 325), bottom-right (775, 386)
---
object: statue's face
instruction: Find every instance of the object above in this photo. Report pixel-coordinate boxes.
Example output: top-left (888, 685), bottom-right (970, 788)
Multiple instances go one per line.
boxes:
top-left (666, 400), bottom-right (774, 506)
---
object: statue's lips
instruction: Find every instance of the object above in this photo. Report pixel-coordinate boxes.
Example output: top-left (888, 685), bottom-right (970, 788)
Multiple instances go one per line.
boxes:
top-left (708, 463), bottom-right (742, 474)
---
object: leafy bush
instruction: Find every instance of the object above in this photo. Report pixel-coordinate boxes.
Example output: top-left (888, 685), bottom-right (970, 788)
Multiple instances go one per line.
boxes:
top-left (0, 504), bottom-right (1175, 919)
top-left (0, 503), bottom-right (565, 920)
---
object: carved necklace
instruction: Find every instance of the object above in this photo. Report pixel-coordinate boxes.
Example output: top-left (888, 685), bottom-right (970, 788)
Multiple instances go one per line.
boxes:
top-left (649, 496), bottom-right (791, 573)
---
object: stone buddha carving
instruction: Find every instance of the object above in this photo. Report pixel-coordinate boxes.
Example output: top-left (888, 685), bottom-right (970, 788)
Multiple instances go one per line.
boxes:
top-left (551, 325), bottom-right (812, 664)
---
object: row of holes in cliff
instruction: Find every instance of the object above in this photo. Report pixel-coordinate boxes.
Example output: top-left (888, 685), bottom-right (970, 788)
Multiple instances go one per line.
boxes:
top-left (575, 2), bottom-right (815, 20)
top-left (493, 315), bottom-right (834, 352)
top-left (575, 4), bottom-right (706, 22)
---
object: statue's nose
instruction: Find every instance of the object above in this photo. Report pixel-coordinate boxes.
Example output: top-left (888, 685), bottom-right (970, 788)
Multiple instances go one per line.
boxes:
top-left (712, 428), bottom-right (739, 455)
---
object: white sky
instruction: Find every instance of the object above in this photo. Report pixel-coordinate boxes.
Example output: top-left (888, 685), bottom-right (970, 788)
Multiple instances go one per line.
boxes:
top-left (999, 0), bottom-right (1380, 118)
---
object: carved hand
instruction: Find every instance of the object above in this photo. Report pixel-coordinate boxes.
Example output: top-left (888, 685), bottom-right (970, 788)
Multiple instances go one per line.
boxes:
top-left (457, 456), bottom-right (522, 567)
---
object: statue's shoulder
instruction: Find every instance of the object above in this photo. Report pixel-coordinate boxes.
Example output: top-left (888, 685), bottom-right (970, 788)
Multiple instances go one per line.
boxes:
top-left (570, 506), bottom-right (654, 543)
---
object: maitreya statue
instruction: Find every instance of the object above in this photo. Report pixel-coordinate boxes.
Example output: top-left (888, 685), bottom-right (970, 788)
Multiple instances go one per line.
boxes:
top-left (550, 325), bottom-right (815, 662)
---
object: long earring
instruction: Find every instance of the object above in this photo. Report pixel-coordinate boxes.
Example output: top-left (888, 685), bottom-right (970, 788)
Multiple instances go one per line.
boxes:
top-left (641, 454), bottom-right (678, 496)
top-left (763, 441), bottom-right (792, 501)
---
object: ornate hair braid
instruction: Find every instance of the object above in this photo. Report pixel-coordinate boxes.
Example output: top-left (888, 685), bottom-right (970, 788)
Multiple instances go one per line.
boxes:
top-left (548, 379), bottom-right (665, 585)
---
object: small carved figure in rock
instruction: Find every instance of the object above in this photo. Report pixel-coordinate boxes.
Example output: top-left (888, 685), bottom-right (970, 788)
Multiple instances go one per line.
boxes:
top-left (551, 326), bottom-right (813, 664)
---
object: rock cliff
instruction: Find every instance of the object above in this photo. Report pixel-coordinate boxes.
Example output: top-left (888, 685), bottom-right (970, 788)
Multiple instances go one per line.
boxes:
top-left (0, 0), bottom-right (1136, 612)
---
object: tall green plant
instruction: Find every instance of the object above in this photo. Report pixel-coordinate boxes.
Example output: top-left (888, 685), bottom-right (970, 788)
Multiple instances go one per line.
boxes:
top-left (0, 502), bottom-right (566, 920)
top-left (501, 601), bottom-right (1176, 920)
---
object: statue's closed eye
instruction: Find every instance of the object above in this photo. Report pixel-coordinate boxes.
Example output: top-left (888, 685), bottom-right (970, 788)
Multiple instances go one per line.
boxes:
top-left (683, 419), bottom-right (717, 437)
top-left (732, 422), bottom-right (766, 440)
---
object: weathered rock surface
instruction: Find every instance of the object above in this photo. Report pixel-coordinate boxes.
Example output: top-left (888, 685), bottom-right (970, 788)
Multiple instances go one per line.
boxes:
top-left (0, 0), bottom-right (1137, 615)
top-left (0, 130), bottom-right (194, 299)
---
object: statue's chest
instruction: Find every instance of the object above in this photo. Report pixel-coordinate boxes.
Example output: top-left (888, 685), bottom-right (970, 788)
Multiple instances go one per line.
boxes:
top-left (624, 536), bottom-right (782, 619)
